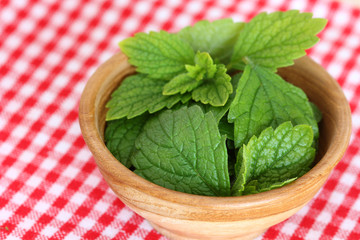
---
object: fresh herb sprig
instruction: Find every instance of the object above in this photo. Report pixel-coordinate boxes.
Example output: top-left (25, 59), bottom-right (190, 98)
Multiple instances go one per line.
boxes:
top-left (105, 10), bottom-right (326, 196)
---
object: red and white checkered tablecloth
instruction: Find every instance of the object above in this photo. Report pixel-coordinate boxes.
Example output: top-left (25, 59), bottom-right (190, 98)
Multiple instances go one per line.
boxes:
top-left (1, 0), bottom-right (359, 239)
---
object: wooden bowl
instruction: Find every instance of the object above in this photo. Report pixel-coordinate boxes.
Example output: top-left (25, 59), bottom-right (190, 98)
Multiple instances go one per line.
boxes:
top-left (79, 52), bottom-right (351, 240)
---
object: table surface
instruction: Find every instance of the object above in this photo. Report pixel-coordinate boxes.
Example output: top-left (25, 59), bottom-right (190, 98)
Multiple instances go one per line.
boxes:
top-left (1, 0), bottom-right (359, 239)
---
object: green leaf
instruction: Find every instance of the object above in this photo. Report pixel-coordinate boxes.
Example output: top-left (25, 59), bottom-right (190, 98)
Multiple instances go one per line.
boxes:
top-left (231, 10), bottom-right (327, 70)
top-left (131, 105), bottom-right (231, 196)
top-left (191, 101), bottom-right (230, 124)
top-left (233, 146), bottom-right (242, 177)
top-left (105, 113), bottom-right (149, 168)
top-left (163, 52), bottom-right (219, 96)
top-left (219, 117), bottom-right (234, 140)
top-left (120, 30), bottom-right (195, 79)
top-left (215, 72), bottom-right (241, 139)
top-left (106, 74), bottom-right (191, 120)
top-left (231, 61), bottom-right (246, 71)
top-left (193, 102), bottom-right (234, 140)
top-left (163, 73), bottom-right (201, 95)
top-left (198, 103), bottom-right (229, 123)
top-left (164, 52), bottom-right (233, 107)
top-left (192, 64), bottom-right (233, 106)
top-left (310, 102), bottom-right (322, 123)
top-left (240, 178), bottom-right (297, 195)
top-left (178, 18), bottom-right (245, 63)
top-left (186, 51), bottom-right (217, 80)
top-left (193, 72), bottom-right (241, 138)
top-left (231, 122), bottom-right (315, 196)
top-left (228, 65), bottom-right (319, 148)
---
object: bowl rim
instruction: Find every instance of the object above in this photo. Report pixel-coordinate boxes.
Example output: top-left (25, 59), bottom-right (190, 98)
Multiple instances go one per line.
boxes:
top-left (79, 52), bottom-right (352, 219)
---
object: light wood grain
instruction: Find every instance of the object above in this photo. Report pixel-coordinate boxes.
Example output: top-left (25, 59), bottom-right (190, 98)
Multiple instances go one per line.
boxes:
top-left (79, 52), bottom-right (351, 240)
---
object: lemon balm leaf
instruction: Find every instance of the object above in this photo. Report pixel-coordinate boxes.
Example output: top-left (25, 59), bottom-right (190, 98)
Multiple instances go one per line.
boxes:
top-left (192, 64), bottom-right (233, 106)
top-left (190, 72), bottom-right (241, 123)
top-left (131, 106), bottom-right (231, 196)
top-left (162, 73), bottom-right (201, 95)
top-left (164, 54), bottom-right (233, 107)
top-left (197, 72), bottom-right (241, 138)
top-left (218, 117), bottom-right (234, 141)
top-left (310, 102), bottom-right (322, 123)
top-left (106, 74), bottom-right (191, 120)
top-left (178, 19), bottom-right (245, 63)
top-left (187, 51), bottom-right (217, 80)
top-left (228, 65), bottom-right (319, 148)
top-left (231, 10), bottom-right (327, 70)
top-left (232, 122), bottom-right (315, 196)
top-left (162, 52), bottom-right (216, 95)
top-left (120, 30), bottom-right (195, 79)
top-left (105, 11), bottom-right (327, 197)
top-left (105, 114), bottom-right (149, 168)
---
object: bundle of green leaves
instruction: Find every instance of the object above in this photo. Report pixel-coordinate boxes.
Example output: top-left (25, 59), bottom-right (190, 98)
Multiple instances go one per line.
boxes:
top-left (104, 10), bottom-right (327, 196)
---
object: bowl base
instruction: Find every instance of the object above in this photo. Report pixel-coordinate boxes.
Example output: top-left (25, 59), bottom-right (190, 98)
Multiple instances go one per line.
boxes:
top-left (151, 222), bottom-right (265, 240)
